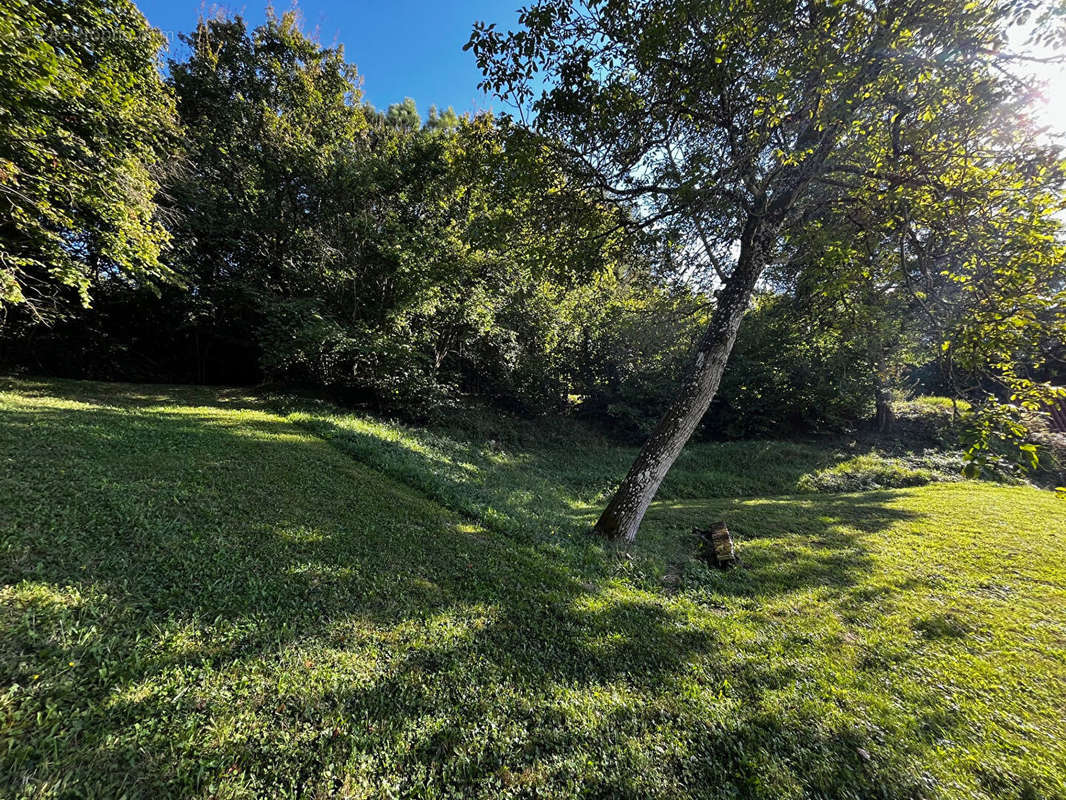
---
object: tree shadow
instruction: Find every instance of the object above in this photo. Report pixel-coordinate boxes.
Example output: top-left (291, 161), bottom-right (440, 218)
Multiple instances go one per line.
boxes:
top-left (286, 410), bottom-right (615, 542)
top-left (641, 492), bottom-right (918, 600)
top-left (0, 394), bottom-right (722, 795)
top-left (1, 386), bottom-right (1013, 799)
top-left (289, 407), bottom-right (930, 563)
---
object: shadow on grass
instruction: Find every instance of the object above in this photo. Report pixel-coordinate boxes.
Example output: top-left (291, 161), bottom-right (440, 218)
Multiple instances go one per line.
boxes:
top-left (642, 492), bottom-right (919, 603)
top-left (0, 389), bottom-right (953, 798)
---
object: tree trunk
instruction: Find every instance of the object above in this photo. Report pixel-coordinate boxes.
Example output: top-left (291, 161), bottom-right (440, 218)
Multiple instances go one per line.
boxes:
top-left (592, 122), bottom-right (842, 542)
top-left (874, 378), bottom-right (894, 432)
top-left (871, 342), bottom-right (894, 432)
top-left (593, 218), bottom-right (774, 542)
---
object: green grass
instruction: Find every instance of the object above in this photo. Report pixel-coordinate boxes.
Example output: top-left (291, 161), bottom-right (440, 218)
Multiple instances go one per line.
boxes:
top-left (1, 378), bottom-right (1064, 799)
top-left (282, 403), bottom-right (845, 544)
top-left (795, 451), bottom-right (967, 492)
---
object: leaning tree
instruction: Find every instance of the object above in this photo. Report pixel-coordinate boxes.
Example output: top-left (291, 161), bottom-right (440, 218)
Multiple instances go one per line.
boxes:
top-left (468, 0), bottom-right (1066, 541)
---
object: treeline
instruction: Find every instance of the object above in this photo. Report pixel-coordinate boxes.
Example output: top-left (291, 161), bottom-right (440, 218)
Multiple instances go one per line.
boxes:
top-left (2, 0), bottom-right (1061, 443)
top-left (2, 6), bottom-right (671, 418)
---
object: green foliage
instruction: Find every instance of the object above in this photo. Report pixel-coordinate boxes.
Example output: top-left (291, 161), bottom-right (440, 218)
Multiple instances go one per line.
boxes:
top-left (102, 12), bottom-right (647, 413)
top-left (575, 290), bottom-right (879, 440)
top-left (2, 378), bottom-right (1065, 798)
top-left (164, 10), bottom-right (371, 381)
top-left (256, 113), bottom-right (646, 414)
top-left (709, 293), bottom-right (875, 438)
top-left (385, 96), bottom-right (421, 131)
top-left (0, 0), bottom-right (177, 323)
top-left (962, 400), bottom-right (1039, 478)
top-left (468, 0), bottom-right (1066, 512)
top-left (780, 43), bottom-right (1066, 448)
top-left (962, 381), bottom-right (1066, 479)
top-left (567, 279), bottom-right (709, 435)
top-left (2, 7), bottom-right (668, 419)
top-left (426, 104), bottom-right (461, 133)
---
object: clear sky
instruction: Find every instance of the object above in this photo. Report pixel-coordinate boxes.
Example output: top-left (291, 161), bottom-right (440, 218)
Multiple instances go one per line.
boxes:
top-left (135, 2), bottom-right (1066, 134)
top-left (134, 0), bottom-right (523, 117)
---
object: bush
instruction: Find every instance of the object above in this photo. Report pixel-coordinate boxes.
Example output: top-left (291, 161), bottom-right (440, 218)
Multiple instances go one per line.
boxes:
top-left (572, 282), bottom-right (708, 438)
top-left (883, 396), bottom-right (969, 449)
top-left (577, 291), bottom-right (880, 441)
top-left (704, 293), bottom-right (875, 439)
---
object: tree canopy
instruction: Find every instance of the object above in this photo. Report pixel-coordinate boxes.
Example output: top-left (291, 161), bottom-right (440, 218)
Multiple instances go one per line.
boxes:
top-left (0, 0), bottom-right (176, 325)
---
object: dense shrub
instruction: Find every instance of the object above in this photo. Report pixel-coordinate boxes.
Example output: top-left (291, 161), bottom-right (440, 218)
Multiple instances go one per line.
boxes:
top-left (882, 396), bottom-right (969, 449)
top-left (703, 294), bottom-right (876, 438)
top-left (572, 292), bottom-right (882, 441)
top-left (571, 282), bottom-right (709, 437)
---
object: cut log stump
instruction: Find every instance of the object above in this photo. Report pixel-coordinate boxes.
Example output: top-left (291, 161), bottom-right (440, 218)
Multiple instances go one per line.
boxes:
top-left (694, 521), bottom-right (738, 568)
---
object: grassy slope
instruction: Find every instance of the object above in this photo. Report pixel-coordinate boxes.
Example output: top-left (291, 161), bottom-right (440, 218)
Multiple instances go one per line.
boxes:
top-left (1, 378), bottom-right (1064, 799)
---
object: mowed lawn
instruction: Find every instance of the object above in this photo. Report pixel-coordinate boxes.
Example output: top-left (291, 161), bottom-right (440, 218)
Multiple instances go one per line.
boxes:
top-left (1, 379), bottom-right (1064, 799)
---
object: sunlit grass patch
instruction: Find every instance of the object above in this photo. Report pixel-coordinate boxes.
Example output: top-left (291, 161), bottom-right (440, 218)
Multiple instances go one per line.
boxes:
top-left (1, 378), bottom-right (1063, 799)
top-left (796, 451), bottom-right (967, 492)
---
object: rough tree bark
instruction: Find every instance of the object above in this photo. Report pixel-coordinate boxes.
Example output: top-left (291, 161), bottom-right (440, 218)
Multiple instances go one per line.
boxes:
top-left (593, 216), bottom-right (779, 542)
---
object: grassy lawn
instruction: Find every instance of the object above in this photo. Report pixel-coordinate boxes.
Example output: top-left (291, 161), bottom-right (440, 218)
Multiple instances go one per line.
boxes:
top-left (1, 378), bottom-right (1064, 799)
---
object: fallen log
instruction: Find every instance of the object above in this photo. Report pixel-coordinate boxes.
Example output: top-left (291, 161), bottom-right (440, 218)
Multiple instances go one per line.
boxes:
top-left (693, 521), bottom-right (738, 568)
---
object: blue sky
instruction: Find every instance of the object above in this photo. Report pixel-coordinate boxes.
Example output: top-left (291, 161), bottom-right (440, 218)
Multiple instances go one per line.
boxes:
top-left (135, 0), bottom-right (523, 116)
